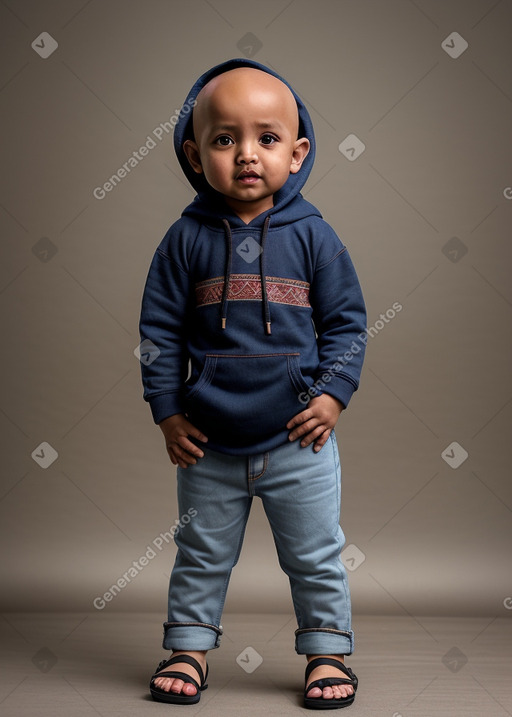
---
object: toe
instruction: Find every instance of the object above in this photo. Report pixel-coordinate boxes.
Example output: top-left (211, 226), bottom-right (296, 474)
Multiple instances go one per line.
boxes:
top-left (154, 676), bottom-right (170, 692)
top-left (169, 678), bottom-right (185, 694)
top-left (306, 686), bottom-right (323, 698)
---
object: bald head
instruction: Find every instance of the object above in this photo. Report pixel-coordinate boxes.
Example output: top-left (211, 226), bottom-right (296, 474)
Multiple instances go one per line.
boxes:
top-left (192, 67), bottom-right (300, 144)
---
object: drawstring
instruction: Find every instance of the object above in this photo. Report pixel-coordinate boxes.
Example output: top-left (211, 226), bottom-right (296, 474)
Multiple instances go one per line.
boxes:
top-left (220, 219), bottom-right (232, 330)
top-left (260, 215), bottom-right (272, 335)
top-left (220, 215), bottom-right (272, 335)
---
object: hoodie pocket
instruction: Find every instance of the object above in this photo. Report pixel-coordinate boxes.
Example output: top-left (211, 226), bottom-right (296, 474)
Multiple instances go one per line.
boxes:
top-left (185, 353), bottom-right (311, 444)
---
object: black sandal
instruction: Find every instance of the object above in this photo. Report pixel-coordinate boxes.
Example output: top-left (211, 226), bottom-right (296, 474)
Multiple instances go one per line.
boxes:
top-left (304, 657), bottom-right (358, 710)
top-left (149, 654), bottom-right (209, 704)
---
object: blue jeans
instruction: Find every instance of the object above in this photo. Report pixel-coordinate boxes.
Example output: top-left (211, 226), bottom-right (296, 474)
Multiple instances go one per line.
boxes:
top-left (162, 431), bottom-right (354, 655)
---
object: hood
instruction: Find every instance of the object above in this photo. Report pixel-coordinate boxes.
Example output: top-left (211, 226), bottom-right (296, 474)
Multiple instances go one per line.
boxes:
top-left (173, 58), bottom-right (318, 228)
top-left (173, 59), bottom-right (320, 335)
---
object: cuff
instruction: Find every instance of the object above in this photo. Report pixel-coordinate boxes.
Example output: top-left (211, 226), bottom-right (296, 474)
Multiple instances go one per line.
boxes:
top-left (148, 392), bottom-right (184, 424)
top-left (162, 621), bottom-right (223, 650)
top-left (295, 627), bottom-right (355, 655)
top-left (320, 374), bottom-right (358, 410)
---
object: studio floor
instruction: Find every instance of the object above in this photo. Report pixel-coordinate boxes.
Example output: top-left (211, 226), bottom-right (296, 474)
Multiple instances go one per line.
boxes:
top-left (0, 612), bottom-right (510, 716)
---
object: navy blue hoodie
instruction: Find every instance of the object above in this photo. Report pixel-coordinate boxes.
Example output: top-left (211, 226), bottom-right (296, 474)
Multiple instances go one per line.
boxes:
top-left (139, 58), bottom-right (366, 455)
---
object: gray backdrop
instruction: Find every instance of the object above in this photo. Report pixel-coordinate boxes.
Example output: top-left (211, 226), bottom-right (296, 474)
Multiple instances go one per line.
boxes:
top-left (1, 0), bottom-right (511, 621)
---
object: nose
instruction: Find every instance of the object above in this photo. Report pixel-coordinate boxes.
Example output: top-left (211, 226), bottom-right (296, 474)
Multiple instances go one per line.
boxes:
top-left (236, 140), bottom-right (258, 165)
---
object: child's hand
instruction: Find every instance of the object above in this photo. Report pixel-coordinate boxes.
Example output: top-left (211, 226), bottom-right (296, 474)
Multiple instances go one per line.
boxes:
top-left (158, 414), bottom-right (208, 468)
top-left (287, 394), bottom-right (344, 452)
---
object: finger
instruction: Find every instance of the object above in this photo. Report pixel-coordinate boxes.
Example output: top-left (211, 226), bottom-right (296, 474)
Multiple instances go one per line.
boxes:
top-left (167, 443), bottom-right (200, 466)
top-left (289, 417), bottom-right (318, 441)
top-left (175, 453), bottom-right (194, 468)
top-left (289, 415), bottom-right (318, 441)
top-left (184, 422), bottom-right (208, 443)
top-left (286, 408), bottom-right (313, 429)
top-left (300, 424), bottom-right (327, 447)
top-left (174, 446), bottom-right (200, 465)
top-left (175, 435), bottom-right (205, 458)
top-left (313, 428), bottom-right (331, 452)
top-left (167, 448), bottom-right (188, 468)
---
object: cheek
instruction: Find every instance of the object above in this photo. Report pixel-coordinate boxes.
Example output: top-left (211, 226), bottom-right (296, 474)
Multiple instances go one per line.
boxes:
top-left (267, 160), bottom-right (293, 185)
top-left (205, 155), bottom-right (230, 183)
top-left (266, 149), bottom-right (294, 174)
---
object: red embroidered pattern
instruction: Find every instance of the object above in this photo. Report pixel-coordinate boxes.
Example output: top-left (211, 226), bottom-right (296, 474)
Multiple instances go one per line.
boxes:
top-left (195, 274), bottom-right (310, 308)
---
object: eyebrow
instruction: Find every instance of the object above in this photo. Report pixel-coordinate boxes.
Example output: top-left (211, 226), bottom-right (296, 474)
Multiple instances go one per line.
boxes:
top-left (210, 121), bottom-right (285, 132)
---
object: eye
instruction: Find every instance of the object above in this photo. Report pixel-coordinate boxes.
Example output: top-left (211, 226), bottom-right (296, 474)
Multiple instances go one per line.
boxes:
top-left (260, 134), bottom-right (278, 145)
top-left (215, 135), bottom-right (234, 146)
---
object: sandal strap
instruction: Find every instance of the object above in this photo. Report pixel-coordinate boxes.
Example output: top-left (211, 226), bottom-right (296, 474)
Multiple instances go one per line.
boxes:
top-left (305, 656), bottom-right (351, 683)
top-left (306, 676), bottom-right (354, 692)
top-left (151, 654), bottom-right (207, 687)
top-left (151, 670), bottom-right (200, 690)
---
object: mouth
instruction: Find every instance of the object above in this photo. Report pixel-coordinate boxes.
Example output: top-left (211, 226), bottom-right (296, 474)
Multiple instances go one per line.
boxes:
top-left (237, 171), bottom-right (261, 184)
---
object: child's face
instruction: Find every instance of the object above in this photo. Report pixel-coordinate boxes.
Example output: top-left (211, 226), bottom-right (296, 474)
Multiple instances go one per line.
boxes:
top-left (183, 68), bottom-right (310, 222)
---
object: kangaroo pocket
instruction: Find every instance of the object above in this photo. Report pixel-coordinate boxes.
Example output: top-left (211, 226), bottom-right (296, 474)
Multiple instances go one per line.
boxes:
top-left (185, 353), bottom-right (311, 446)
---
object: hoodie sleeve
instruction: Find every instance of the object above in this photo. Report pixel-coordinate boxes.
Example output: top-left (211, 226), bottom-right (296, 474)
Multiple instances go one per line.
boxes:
top-left (309, 225), bottom-right (367, 409)
top-left (138, 227), bottom-right (192, 424)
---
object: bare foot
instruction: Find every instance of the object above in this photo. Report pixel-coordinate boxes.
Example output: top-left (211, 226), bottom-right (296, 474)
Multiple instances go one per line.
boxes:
top-left (152, 650), bottom-right (207, 696)
top-left (305, 654), bottom-right (355, 701)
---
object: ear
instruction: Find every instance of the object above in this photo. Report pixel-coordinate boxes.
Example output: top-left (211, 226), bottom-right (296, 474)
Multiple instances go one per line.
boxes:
top-left (289, 138), bottom-right (310, 174)
top-left (183, 139), bottom-right (203, 174)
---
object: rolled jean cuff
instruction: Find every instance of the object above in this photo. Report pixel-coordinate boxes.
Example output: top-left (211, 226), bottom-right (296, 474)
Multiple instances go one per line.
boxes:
top-left (294, 627), bottom-right (355, 655)
top-left (162, 621), bottom-right (223, 650)
top-left (162, 622), bottom-right (222, 650)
